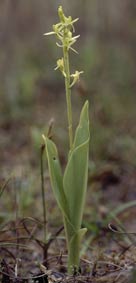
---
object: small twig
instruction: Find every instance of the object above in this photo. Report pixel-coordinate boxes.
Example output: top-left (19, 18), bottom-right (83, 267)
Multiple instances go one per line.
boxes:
top-left (21, 217), bottom-right (44, 248)
top-left (40, 143), bottom-right (50, 263)
top-left (0, 176), bottom-right (12, 198)
top-left (0, 247), bottom-right (16, 260)
top-left (108, 222), bottom-right (136, 257)
top-left (108, 223), bottom-right (136, 235)
top-left (47, 118), bottom-right (54, 139)
top-left (47, 225), bottom-right (64, 247)
top-left (13, 177), bottom-right (20, 279)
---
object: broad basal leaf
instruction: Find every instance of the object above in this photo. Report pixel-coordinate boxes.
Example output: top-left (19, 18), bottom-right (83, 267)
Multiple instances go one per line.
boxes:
top-left (44, 137), bottom-right (70, 222)
top-left (63, 101), bottom-right (90, 230)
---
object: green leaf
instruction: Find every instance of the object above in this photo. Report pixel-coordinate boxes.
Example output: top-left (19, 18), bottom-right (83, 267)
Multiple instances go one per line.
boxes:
top-left (45, 137), bottom-right (70, 222)
top-left (44, 101), bottom-right (90, 271)
top-left (73, 100), bottom-right (90, 148)
top-left (63, 101), bottom-right (90, 230)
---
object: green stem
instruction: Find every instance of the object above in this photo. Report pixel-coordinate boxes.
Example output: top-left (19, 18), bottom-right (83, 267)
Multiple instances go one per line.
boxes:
top-left (64, 217), bottom-right (80, 274)
top-left (68, 238), bottom-right (80, 274)
top-left (63, 46), bottom-right (73, 150)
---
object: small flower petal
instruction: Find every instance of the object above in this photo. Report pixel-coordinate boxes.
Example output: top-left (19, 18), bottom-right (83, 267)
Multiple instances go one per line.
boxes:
top-left (43, 31), bottom-right (55, 36)
top-left (70, 71), bottom-right (84, 87)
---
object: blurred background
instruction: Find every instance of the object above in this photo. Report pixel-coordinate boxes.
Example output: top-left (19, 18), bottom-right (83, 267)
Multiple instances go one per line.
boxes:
top-left (0, 0), bottom-right (136, 217)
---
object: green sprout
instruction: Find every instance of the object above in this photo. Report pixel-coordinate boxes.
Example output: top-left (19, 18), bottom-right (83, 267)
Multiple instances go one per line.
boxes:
top-left (43, 6), bottom-right (90, 273)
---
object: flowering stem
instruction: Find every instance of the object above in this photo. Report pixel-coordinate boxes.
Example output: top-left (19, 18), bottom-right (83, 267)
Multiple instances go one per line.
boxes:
top-left (63, 46), bottom-right (73, 150)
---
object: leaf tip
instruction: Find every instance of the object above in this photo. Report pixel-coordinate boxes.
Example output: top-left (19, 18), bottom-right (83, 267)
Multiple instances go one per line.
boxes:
top-left (85, 100), bottom-right (89, 109)
top-left (42, 134), bottom-right (46, 143)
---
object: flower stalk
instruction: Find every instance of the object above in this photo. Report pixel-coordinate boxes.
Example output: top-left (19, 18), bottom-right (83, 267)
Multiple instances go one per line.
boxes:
top-left (44, 6), bottom-right (83, 150)
top-left (63, 47), bottom-right (73, 149)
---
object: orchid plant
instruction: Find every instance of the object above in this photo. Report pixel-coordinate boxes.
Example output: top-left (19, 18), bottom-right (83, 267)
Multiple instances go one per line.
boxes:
top-left (43, 6), bottom-right (90, 273)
